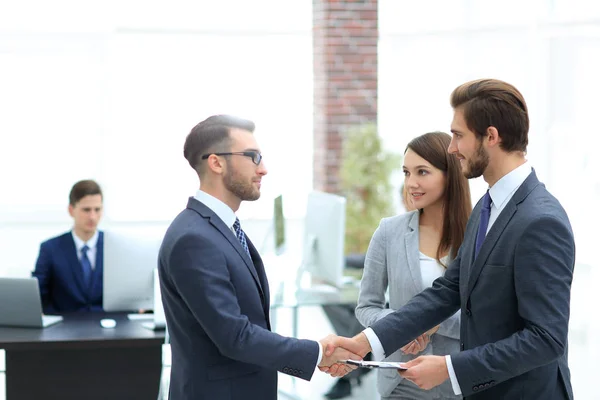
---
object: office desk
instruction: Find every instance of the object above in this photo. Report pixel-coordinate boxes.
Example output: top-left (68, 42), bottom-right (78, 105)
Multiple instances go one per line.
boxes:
top-left (0, 312), bottom-right (165, 400)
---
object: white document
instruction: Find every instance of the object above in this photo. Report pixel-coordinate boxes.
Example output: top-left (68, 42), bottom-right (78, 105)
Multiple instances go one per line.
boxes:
top-left (339, 359), bottom-right (408, 370)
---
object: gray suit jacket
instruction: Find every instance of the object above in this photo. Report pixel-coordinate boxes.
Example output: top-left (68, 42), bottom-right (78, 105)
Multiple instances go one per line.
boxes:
top-left (158, 198), bottom-right (319, 400)
top-left (370, 171), bottom-right (575, 400)
top-left (356, 211), bottom-right (461, 398)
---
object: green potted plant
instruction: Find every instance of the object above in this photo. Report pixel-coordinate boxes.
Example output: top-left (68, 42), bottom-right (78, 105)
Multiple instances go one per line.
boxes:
top-left (340, 123), bottom-right (402, 256)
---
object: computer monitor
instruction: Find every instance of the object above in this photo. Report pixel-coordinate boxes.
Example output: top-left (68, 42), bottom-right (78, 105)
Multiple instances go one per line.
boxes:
top-left (297, 191), bottom-right (346, 288)
top-left (141, 269), bottom-right (166, 331)
top-left (274, 195), bottom-right (286, 255)
top-left (103, 227), bottom-right (165, 312)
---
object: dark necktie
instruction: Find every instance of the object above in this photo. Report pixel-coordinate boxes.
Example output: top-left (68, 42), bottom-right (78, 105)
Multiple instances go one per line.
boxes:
top-left (233, 218), bottom-right (252, 260)
top-left (81, 245), bottom-right (93, 288)
top-left (474, 190), bottom-right (492, 258)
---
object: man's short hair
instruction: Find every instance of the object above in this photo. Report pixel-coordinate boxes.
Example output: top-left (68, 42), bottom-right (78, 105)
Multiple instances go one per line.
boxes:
top-left (450, 78), bottom-right (529, 152)
top-left (69, 180), bottom-right (103, 206)
top-left (183, 115), bottom-right (255, 176)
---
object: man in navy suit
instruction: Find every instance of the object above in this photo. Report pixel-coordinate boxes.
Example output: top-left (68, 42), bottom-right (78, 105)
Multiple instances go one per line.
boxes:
top-left (333, 79), bottom-right (575, 399)
top-left (158, 115), bottom-right (361, 400)
top-left (33, 180), bottom-right (104, 313)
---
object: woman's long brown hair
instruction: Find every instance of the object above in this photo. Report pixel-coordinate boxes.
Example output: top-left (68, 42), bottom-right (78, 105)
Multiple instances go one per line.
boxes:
top-left (406, 132), bottom-right (472, 267)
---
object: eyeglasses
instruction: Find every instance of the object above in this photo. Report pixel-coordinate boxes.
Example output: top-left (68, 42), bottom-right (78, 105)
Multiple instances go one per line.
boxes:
top-left (201, 151), bottom-right (263, 165)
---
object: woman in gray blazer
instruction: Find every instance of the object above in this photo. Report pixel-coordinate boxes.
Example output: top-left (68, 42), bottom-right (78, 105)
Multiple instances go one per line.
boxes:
top-left (356, 132), bottom-right (472, 399)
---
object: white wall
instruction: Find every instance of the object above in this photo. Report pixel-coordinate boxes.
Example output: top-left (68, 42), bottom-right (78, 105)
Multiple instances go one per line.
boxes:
top-left (0, 1), bottom-right (314, 277)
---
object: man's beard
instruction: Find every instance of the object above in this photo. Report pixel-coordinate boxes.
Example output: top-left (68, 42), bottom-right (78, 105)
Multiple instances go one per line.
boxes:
top-left (224, 168), bottom-right (260, 201)
top-left (465, 140), bottom-right (489, 179)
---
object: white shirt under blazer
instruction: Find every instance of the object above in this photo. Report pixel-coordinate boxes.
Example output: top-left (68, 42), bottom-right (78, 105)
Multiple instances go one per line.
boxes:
top-left (356, 210), bottom-right (461, 398)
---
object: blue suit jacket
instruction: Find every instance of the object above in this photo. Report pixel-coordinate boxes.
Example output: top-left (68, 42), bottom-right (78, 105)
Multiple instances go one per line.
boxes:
top-left (158, 198), bottom-right (319, 400)
top-left (370, 171), bottom-right (575, 400)
top-left (32, 231), bottom-right (104, 314)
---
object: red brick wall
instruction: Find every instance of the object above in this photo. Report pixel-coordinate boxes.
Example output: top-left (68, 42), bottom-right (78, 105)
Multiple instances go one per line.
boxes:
top-left (313, 0), bottom-right (378, 193)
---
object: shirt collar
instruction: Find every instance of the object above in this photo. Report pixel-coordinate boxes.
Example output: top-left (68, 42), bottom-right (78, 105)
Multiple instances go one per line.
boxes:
top-left (488, 161), bottom-right (532, 209)
top-left (194, 190), bottom-right (236, 229)
top-left (71, 230), bottom-right (99, 251)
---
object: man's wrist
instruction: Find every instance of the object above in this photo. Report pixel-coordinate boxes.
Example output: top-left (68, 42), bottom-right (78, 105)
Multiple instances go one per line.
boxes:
top-left (316, 340), bottom-right (324, 366)
top-left (357, 332), bottom-right (372, 353)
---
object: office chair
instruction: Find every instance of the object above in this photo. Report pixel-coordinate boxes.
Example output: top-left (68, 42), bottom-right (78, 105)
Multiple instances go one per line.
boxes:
top-left (157, 328), bottom-right (171, 400)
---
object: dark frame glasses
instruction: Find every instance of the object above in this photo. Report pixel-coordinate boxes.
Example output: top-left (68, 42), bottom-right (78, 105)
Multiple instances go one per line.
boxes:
top-left (201, 151), bottom-right (262, 165)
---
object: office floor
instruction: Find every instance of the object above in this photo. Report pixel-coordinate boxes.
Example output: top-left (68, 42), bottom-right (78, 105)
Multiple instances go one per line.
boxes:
top-left (1, 264), bottom-right (597, 400)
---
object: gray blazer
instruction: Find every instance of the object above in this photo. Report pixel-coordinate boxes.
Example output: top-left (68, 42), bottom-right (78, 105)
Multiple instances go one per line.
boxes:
top-left (356, 211), bottom-right (460, 398)
top-left (369, 171), bottom-right (575, 400)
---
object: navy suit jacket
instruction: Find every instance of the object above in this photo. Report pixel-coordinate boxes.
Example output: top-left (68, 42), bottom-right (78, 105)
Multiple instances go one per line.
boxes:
top-left (370, 171), bottom-right (575, 400)
top-left (32, 231), bottom-right (104, 314)
top-left (158, 198), bottom-right (319, 400)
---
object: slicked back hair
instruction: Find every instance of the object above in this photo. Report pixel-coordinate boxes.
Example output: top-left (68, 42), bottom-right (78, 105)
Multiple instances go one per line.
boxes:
top-left (183, 115), bottom-right (255, 177)
top-left (450, 79), bottom-right (529, 152)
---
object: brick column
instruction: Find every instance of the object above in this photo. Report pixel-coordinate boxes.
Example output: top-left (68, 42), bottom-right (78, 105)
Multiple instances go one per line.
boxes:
top-left (313, 0), bottom-right (378, 193)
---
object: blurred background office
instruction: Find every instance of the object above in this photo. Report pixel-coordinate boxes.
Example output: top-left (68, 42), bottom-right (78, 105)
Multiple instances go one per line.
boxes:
top-left (0, 0), bottom-right (598, 399)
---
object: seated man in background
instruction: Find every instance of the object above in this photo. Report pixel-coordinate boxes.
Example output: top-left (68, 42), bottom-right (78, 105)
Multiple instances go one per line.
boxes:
top-left (32, 180), bottom-right (104, 313)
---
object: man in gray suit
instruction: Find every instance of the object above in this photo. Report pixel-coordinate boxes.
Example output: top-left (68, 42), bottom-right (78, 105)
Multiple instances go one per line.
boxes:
top-left (334, 79), bottom-right (575, 399)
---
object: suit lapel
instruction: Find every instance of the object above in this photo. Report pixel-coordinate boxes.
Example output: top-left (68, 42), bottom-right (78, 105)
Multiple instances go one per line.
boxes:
top-left (247, 238), bottom-right (271, 327)
top-left (404, 212), bottom-right (423, 293)
top-left (62, 234), bottom-right (89, 300)
top-left (466, 170), bottom-right (541, 296)
top-left (186, 197), bottom-right (267, 309)
top-left (466, 202), bottom-right (517, 296)
top-left (208, 214), bottom-right (265, 298)
top-left (89, 232), bottom-right (104, 296)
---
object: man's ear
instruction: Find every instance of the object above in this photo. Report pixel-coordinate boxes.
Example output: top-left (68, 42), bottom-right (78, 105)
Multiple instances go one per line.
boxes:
top-left (68, 204), bottom-right (74, 217)
top-left (486, 126), bottom-right (501, 147)
top-left (206, 154), bottom-right (225, 175)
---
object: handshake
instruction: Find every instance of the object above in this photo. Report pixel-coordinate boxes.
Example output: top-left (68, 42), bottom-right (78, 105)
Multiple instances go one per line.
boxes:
top-left (316, 332), bottom-right (371, 377)
top-left (315, 327), bottom-right (449, 391)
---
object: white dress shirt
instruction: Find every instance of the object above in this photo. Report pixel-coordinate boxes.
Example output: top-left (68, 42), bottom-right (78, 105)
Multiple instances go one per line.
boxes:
top-left (364, 161), bottom-right (532, 395)
top-left (193, 190), bottom-right (324, 366)
top-left (72, 230), bottom-right (99, 270)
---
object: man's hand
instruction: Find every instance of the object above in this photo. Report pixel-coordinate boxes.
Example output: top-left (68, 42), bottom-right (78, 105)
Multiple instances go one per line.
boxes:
top-left (317, 335), bottom-right (362, 377)
top-left (318, 333), bottom-right (372, 376)
top-left (398, 355), bottom-right (449, 390)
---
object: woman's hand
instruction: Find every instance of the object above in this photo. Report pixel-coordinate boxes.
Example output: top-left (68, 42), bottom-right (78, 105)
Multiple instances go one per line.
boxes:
top-left (400, 325), bottom-right (440, 355)
top-left (400, 333), bottom-right (429, 355)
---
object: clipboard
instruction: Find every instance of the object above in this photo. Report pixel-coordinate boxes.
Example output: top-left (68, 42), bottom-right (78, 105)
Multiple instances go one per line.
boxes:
top-left (338, 359), bottom-right (408, 370)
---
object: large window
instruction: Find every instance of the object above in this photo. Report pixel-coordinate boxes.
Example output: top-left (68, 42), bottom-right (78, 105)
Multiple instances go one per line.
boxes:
top-left (379, 0), bottom-right (600, 267)
top-left (0, 1), bottom-right (313, 225)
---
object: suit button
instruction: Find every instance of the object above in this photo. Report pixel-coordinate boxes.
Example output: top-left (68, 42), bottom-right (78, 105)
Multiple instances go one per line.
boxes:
top-left (283, 367), bottom-right (289, 373)
top-left (465, 309), bottom-right (472, 317)
top-left (460, 343), bottom-right (464, 350)
top-left (293, 369), bottom-right (298, 375)
top-left (479, 384), bottom-right (484, 389)
top-left (473, 386), bottom-right (478, 391)
top-left (298, 370), bottom-right (303, 375)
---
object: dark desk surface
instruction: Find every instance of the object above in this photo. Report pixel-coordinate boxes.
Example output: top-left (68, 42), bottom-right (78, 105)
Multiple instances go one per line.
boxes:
top-left (0, 312), bottom-right (165, 350)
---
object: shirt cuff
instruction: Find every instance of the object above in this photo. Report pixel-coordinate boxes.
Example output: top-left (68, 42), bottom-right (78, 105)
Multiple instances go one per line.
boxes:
top-left (316, 340), bottom-right (323, 366)
top-left (445, 355), bottom-right (462, 395)
top-left (363, 328), bottom-right (386, 361)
